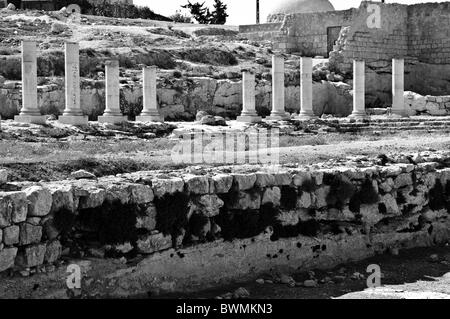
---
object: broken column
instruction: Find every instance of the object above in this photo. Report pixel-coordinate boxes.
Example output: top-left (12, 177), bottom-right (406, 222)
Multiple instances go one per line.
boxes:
top-left (14, 41), bottom-right (46, 124)
top-left (237, 70), bottom-right (262, 123)
top-left (266, 55), bottom-right (289, 120)
top-left (58, 42), bottom-right (88, 125)
top-left (98, 60), bottom-right (126, 124)
top-left (349, 60), bottom-right (367, 119)
top-left (391, 58), bottom-right (407, 117)
top-left (136, 66), bottom-right (164, 122)
top-left (296, 57), bottom-right (317, 120)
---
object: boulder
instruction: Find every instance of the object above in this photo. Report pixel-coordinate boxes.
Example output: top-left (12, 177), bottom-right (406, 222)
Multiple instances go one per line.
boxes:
top-left (70, 170), bottom-right (96, 180)
top-left (0, 191), bottom-right (28, 227)
top-left (190, 194), bottom-right (224, 217)
top-left (15, 244), bottom-right (46, 268)
top-left (50, 22), bottom-right (67, 34)
top-left (19, 223), bottom-right (42, 245)
top-left (136, 233), bottom-right (172, 254)
top-left (44, 240), bottom-right (62, 263)
top-left (3, 225), bottom-right (19, 246)
top-left (0, 248), bottom-right (18, 272)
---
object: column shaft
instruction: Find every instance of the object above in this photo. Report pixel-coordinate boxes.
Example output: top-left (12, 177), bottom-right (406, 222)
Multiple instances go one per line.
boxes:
top-left (58, 42), bottom-right (88, 125)
top-left (98, 60), bottom-right (126, 124)
top-left (391, 58), bottom-right (407, 117)
top-left (267, 55), bottom-right (289, 120)
top-left (296, 57), bottom-right (316, 120)
top-left (15, 40), bottom-right (46, 124)
top-left (136, 66), bottom-right (164, 122)
top-left (349, 60), bottom-right (367, 119)
top-left (237, 71), bottom-right (261, 123)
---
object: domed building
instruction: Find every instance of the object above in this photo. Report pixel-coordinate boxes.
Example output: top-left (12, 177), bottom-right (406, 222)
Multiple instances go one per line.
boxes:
top-left (269, 0), bottom-right (335, 15)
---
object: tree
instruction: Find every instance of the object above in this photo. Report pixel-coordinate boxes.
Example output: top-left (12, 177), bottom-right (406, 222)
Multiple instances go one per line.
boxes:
top-left (181, 1), bottom-right (210, 24)
top-left (209, 0), bottom-right (228, 25)
top-left (181, 0), bottom-right (228, 25)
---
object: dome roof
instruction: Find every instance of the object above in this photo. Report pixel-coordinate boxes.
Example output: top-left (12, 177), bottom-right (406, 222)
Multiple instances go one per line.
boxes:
top-left (269, 0), bottom-right (335, 15)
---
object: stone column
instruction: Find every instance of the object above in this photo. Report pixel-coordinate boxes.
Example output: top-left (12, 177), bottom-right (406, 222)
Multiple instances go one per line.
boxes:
top-left (136, 66), bottom-right (164, 122)
top-left (58, 42), bottom-right (88, 125)
top-left (296, 57), bottom-right (317, 120)
top-left (266, 55), bottom-right (289, 121)
top-left (391, 58), bottom-right (407, 117)
top-left (237, 70), bottom-right (262, 123)
top-left (349, 60), bottom-right (367, 119)
top-left (98, 60), bottom-right (126, 124)
top-left (15, 40), bottom-right (46, 124)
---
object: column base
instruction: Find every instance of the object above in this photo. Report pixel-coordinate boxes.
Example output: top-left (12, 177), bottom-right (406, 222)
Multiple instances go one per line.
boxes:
top-left (266, 112), bottom-right (290, 121)
top-left (135, 114), bottom-right (164, 123)
top-left (98, 115), bottom-right (128, 124)
top-left (58, 115), bottom-right (89, 126)
top-left (348, 111), bottom-right (368, 119)
top-left (14, 115), bottom-right (46, 125)
top-left (236, 115), bottom-right (262, 123)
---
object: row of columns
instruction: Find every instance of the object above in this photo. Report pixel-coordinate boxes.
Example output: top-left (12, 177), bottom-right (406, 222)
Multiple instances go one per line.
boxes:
top-left (13, 41), bottom-right (407, 125)
top-left (236, 56), bottom-right (407, 123)
top-left (14, 41), bottom-right (164, 125)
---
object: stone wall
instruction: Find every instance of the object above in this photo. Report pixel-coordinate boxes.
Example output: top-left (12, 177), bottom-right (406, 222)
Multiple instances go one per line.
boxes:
top-left (405, 91), bottom-right (450, 116)
top-left (1, 151), bottom-right (449, 276)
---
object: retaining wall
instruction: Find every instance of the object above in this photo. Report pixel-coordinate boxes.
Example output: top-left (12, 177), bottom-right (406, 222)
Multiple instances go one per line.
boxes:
top-left (1, 152), bottom-right (449, 292)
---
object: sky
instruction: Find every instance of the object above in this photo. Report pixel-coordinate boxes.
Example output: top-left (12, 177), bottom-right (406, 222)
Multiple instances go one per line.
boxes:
top-left (133, 0), bottom-right (449, 25)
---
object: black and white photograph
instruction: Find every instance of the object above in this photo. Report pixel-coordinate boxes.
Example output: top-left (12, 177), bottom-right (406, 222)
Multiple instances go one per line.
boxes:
top-left (0, 0), bottom-right (449, 308)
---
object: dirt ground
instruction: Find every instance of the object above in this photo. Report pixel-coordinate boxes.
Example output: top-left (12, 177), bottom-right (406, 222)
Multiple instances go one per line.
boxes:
top-left (1, 131), bottom-right (449, 182)
top-left (164, 245), bottom-right (450, 299)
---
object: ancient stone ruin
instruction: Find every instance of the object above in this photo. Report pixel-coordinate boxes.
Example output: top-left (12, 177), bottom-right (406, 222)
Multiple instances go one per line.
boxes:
top-left (0, 1), bottom-right (449, 299)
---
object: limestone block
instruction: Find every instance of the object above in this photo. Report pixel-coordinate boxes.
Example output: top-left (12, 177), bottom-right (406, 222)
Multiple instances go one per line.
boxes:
top-left (313, 186), bottom-right (330, 209)
top-left (184, 175), bottom-right (209, 195)
top-left (261, 187), bottom-right (281, 206)
top-left (44, 240), bottom-right (62, 263)
top-left (136, 204), bottom-right (157, 231)
top-left (0, 248), bottom-right (18, 272)
top-left (0, 191), bottom-right (28, 227)
top-left (137, 233), bottom-right (172, 254)
top-left (190, 194), bottom-right (224, 217)
top-left (293, 171), bottom-right (312, 187)
top-left (380, 194), bottom-right (400, 216)
top-left (3, 225), bottom-right (20, 246)
top-left (128, 184), bottom-right (154, 204)
top-left (78, 187), bottom-right (106, 209)
top-left (276, 210), bottom-right (301, 227)
top-left (360, 204), bottom-right (383, 226)
top-left (152, 178), bottom-right (185, 197)
top-left (255, 173), bottom-right (276, 188)
top-left (47, 184), bottom-right (76, 213)
top-left (394, 173), bottom-right (413, 189)
top-left (25, 186), bottom-right (52, 217)
top-left (19, 223), bottom-right (42, 245)
top-left (15, 243), bottom-right (46, 268)
top-left (227, 191), bottom-right (261, 210)
top-left (273, 172), bottom-right (292, 186)
top-left (211, 174), bottom-right (233, 194)
top-left (297, 191), bottom-right (312, 209)
top-left (232, 174), bottom-right (257, 191)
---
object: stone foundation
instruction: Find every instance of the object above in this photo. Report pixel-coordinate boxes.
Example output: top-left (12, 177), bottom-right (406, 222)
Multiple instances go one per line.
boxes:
top-left (0, 151), bottom-right (449, 292)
